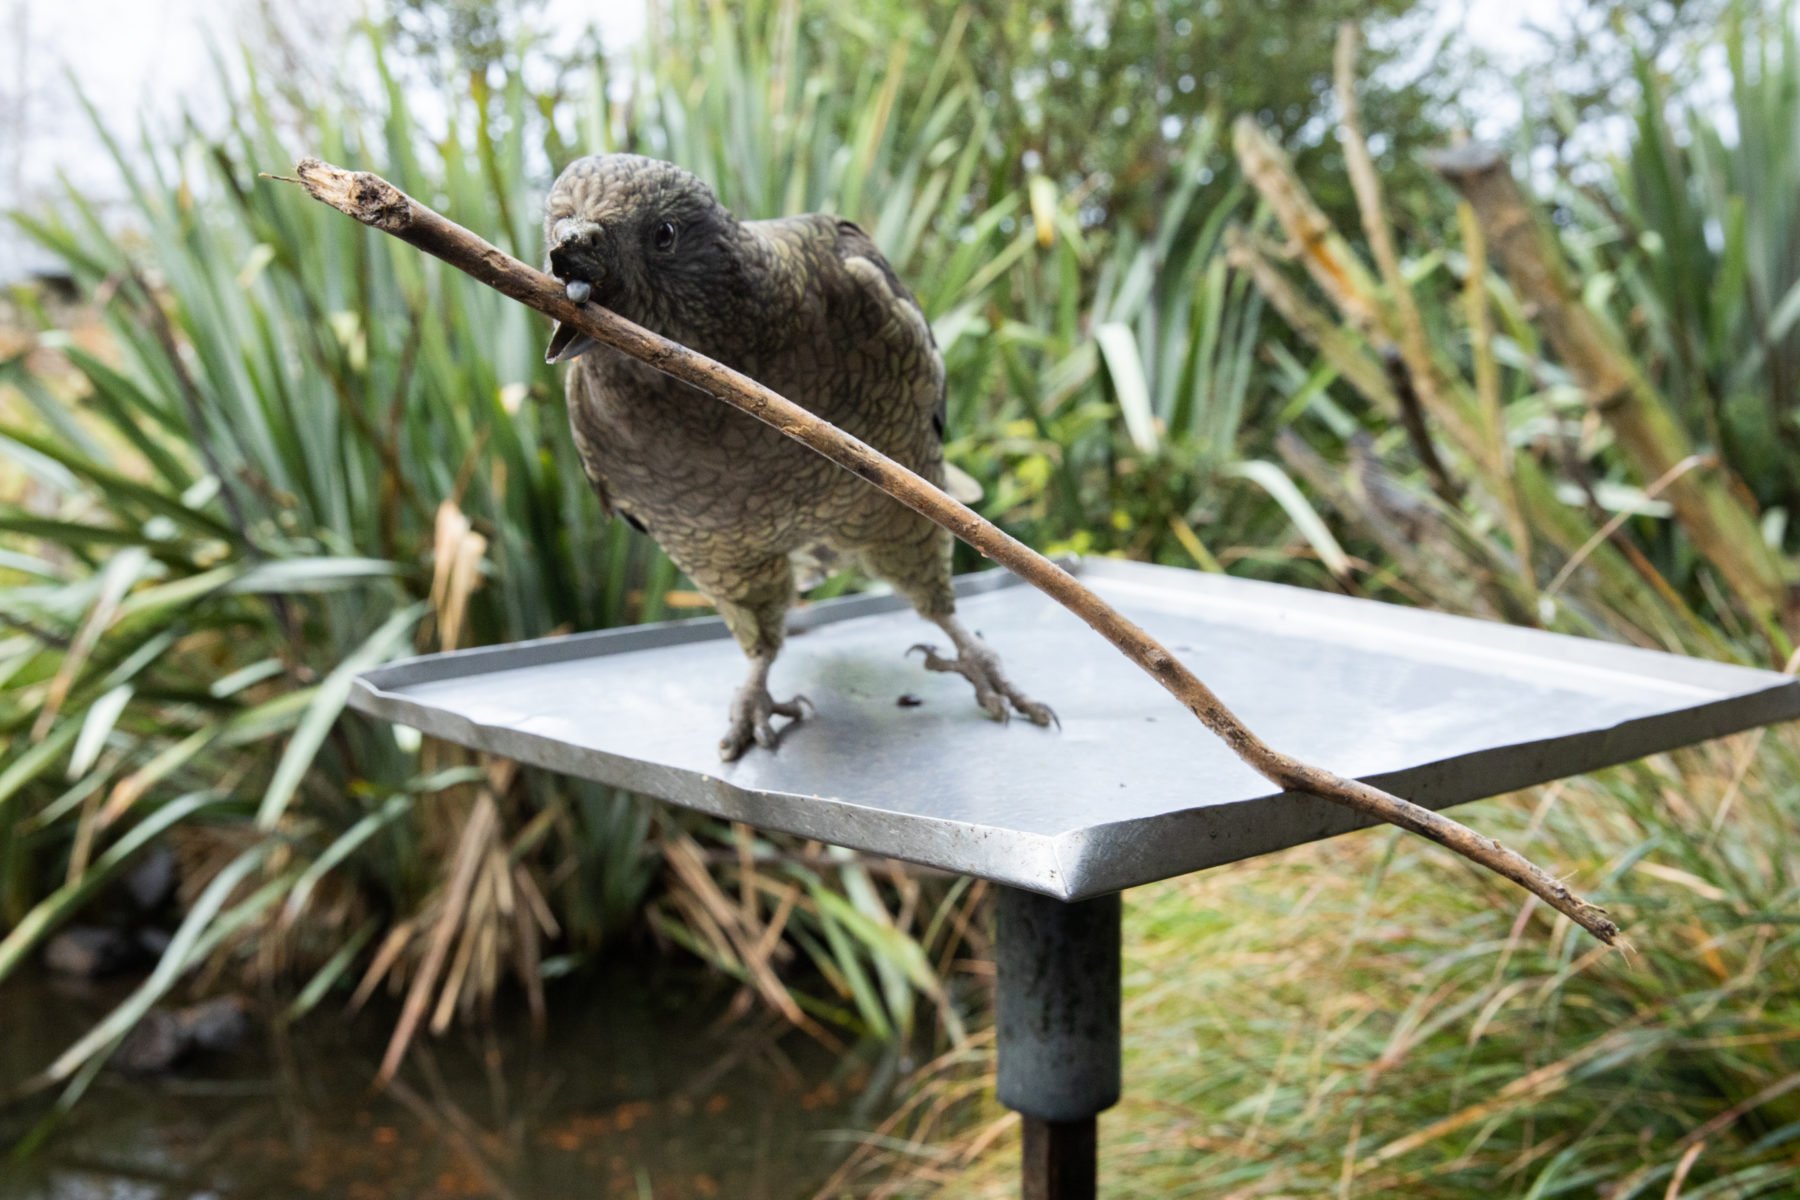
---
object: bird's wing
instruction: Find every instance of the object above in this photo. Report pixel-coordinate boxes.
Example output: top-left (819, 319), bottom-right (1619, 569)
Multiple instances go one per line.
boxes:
top-left (829, 219), bottom-right (948, 443)
top-left (826, 219), bottom-right (986, 503)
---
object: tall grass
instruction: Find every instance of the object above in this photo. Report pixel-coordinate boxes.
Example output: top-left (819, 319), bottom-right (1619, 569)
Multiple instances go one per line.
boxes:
top-left (840, 733), bottom-right (1800, 1198)
top-left (1225, 21), bottom-right (1800, 654)
top-left (1598, 12), bottom-right (1800, 525)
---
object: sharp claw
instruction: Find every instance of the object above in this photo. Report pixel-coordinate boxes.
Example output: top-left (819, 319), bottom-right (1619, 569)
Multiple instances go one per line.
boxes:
top-left (768, 694), bottom-right (808, 720)
top-left (912, 637), bottom-right (1056, 732)
top-left (906, 643), bottom-right (936, 659)
top-left (721, 686), bottom-right (808, 759)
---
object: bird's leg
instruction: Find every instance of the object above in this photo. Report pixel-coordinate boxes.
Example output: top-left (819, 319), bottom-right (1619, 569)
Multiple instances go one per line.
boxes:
top-left (910, 614), bottom-right (1057, 728)
top-left (704, 556), bottom-right (808, 762)
top-left (856, 518), bottom-right (1057, 729)
top-left (719, 652), bottom-right (810, 761)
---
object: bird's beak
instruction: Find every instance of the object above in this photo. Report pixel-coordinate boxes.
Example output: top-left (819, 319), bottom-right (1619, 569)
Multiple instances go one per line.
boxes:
top-left (546, 221), bottom-right (605, 364)
top-left (546, 317), bottom-right (598, 364)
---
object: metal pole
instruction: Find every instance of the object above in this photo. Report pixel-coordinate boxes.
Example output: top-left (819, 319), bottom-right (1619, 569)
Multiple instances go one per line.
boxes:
top-left (1020, 1116), bottom-right (1097, 1200)
top-left (996, 887), bottom-right (1122, 1200)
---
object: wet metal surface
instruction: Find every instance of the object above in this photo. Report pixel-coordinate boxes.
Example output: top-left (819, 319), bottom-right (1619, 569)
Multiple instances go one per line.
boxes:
top-left (351, 559), bottom-right (1800, 901)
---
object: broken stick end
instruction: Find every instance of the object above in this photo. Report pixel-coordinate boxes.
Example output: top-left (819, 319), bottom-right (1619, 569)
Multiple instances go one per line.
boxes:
top-left (287, 157), bottom-right (414, 234)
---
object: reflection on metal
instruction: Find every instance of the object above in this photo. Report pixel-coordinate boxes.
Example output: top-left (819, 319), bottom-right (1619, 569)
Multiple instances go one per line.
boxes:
top-left (351, 558), bottom-right (1800, 899)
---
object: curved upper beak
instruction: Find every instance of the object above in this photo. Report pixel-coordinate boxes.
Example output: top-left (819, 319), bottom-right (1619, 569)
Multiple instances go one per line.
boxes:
top-left (546, 220), bottom-right (605, 364)
top-left (548, 219), bottom-right (605, 281)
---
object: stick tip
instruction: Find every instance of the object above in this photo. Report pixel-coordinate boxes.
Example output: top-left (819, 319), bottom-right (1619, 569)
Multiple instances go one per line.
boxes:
top-left (293, 156), bottom-right (336, 182)
top-left (289, 158), bottom-right (412, 232)
top-left (1574, 903), bottom-right (1621, 946)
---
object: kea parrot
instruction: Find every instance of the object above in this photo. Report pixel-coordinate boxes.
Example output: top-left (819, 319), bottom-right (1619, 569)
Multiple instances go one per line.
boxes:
top-left (542, 154), bottom-right (1054, 760)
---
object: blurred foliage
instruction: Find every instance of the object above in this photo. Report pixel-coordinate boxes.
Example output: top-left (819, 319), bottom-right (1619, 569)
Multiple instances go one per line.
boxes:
top-left (1217, 12), bottom-right (1800, 651)
top-left (1480, 0), bottom-right (1731, 168)
top-left (838, 0), bottom-right (1435, 223)
top-left (0, 22), bottom-right (663, 1120)
top-left (386, 0), bottom-right (551, 80)
top-left (1608, 9), bottom-right (1800, 522)
top-left (843, 732), bottom-right (1800, 1198)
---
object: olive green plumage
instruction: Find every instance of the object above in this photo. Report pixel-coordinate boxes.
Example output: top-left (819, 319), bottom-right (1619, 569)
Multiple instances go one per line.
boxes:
top-left (544, 154), bottom-right (1052, 759)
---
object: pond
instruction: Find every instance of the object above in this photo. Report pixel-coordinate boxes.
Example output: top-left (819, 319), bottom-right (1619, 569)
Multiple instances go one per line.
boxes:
top-left (0, 960), bottom-right (894, 1199)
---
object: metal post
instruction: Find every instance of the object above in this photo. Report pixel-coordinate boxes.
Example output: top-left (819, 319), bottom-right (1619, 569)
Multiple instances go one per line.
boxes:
top-left (1020, 1116), bottom-right (1097, 1200)
top-left (996, 887), bottom-right (1122, 1200)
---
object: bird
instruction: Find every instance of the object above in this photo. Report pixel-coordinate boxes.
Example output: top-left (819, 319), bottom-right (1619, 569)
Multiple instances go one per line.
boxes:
top-left (541, 153), bottom-right (1055, 761)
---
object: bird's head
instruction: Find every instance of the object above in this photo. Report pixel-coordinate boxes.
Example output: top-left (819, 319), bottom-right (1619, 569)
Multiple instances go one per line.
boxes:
top-left (541, 154), bottom-right (739, 363)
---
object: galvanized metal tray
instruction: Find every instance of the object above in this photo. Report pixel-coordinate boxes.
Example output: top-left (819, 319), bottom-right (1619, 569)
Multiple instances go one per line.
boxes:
top-left (350, 559), bottom-right (1800, 899)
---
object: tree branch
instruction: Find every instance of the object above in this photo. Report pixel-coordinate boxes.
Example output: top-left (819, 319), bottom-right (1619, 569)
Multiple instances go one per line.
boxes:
top-left (276, 157), bottom-right (1620, 946)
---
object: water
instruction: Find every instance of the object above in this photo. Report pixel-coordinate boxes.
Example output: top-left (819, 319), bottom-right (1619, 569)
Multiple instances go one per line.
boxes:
top-left (0, 961), bottom-right (890, 1199)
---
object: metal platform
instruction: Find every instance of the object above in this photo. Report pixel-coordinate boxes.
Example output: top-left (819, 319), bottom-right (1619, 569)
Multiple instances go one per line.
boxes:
top-left (350, 558), bottom-right (1800, 899)
top-left (350, 557), bottom-right (1800, 1198)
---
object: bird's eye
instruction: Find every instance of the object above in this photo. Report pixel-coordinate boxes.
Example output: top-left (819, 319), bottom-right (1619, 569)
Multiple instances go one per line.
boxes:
top-left (653, 221), bottom-right (678, 252)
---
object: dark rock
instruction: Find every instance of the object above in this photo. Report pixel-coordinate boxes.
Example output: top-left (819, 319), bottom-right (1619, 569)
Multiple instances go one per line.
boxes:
top-left (110, 996), bottom-right (255, 1075)
top-left (45, 926), bottom-right (144, 979)
top-left (135, 926), bottom-right (173, 960)
top-left (114, 1009), bottom-right (185, 1075)
top-left (177, 996), bottom-right (252, 1053)
top-left (124, 844), bottom-right (177, 912)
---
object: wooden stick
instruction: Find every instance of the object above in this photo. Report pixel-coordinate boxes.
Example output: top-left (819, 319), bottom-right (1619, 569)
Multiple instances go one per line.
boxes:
top-left (277, 157), bottom-right (1620, 945)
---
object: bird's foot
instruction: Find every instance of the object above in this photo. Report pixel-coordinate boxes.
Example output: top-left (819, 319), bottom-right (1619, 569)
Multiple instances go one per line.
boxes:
top-left (907, 641), bottom-right (1058, 728)
top-left (719, 684), bottom-right (811, 762)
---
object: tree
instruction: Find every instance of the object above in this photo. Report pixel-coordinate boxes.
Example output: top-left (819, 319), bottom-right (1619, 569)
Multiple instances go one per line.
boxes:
top-left (830, 0), bottom-right (1441, 228)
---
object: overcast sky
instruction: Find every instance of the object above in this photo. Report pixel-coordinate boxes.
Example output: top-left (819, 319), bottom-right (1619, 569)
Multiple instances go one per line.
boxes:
top-left (0, 0), bottom-right (1616, 281)
top-left (0, 0), bottom-right (647, 279)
